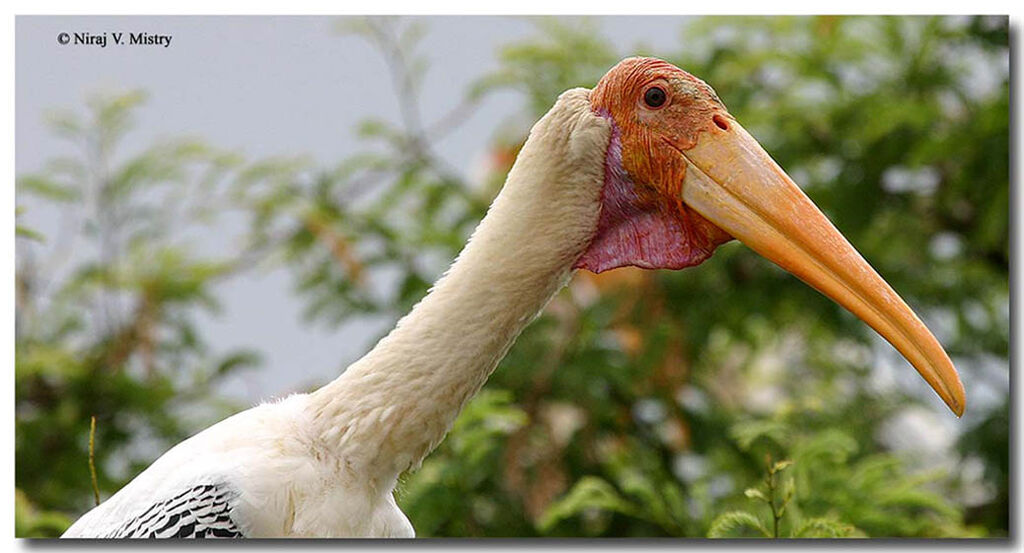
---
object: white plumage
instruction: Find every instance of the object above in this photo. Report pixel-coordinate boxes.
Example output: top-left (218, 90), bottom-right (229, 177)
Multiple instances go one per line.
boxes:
top-left (62, 88), bottom-right (611, 538)
top-left (61, 54), bottom-right (967, 538)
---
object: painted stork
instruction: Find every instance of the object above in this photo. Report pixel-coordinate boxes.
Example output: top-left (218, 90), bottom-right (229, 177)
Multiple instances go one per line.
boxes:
top-left (62, 57), bottom-right (965, 538)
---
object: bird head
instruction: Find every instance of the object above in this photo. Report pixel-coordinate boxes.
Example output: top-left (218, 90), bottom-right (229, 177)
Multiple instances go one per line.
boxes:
top-left (577, 57), bottom-right (965, 416)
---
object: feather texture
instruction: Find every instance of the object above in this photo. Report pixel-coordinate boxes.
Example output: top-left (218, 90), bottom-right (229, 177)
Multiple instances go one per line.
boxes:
top-left (61, 88), bottom-right (611, 538)
top-left (103, 484), bottom-right (242, 539)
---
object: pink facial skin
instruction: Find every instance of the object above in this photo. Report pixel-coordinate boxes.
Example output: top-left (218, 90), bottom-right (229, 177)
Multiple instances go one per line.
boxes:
top-left (575, 114), bottom-right (725, 273)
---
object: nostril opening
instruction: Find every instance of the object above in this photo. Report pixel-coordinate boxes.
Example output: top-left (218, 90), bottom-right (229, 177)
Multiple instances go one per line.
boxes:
top-left (712, 114), bottom-right (729, 131)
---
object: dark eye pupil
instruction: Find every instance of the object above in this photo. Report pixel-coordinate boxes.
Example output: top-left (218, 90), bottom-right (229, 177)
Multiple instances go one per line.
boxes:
top-left (644, 87), bottom-right (666, 108)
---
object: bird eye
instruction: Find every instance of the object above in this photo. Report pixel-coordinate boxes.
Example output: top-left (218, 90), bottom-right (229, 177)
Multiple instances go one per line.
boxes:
top-left (643, 86), bottom-right (667, 108)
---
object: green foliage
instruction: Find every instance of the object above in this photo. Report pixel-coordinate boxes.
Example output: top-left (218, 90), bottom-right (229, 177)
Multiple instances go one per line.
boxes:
top-left (15, 91), bottom-right (259, 535)
top-left (473, 18), bottom-right (618, 114)
top-left (792, 517), bottom-right (856, 538)
top-left (708, 510), bottom-right (771, 538)
top-left (536, 449), bottom-right (693, 537)
top-left (707, 422), bottom-right (967, 538)
top-left (16, 16), bottom-right (1007, 539)
top-left (15, 489), bottom-right (72, 538)
top-left (538, 476), bottom-right (641, 533)
top-left (715, 413), bottom-right (977, 537)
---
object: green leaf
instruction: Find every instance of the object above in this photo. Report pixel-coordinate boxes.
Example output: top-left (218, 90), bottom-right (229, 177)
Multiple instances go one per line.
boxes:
top-left (744, 487), bottom-right (768, 502)
top-left (18, 175), bottom-right (78, 202)
top-left (538, 476), bottom-right (638, 532)
top-left (771, 460), bottom-right (794, 473)
top-left (730, 419), bottom-right (792, 450)
top-left (708, 511), bottom-right (771, 538)
top-left (16, 225), bottom-right (45, 242)
top-left (792, 517), bottom-right (856, 538)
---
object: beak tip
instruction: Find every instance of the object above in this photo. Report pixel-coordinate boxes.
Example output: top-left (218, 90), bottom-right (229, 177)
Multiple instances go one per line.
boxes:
top-left (951, 392), bottom-right (966, 418)
top-left (952, 403), bottom-right (965, 418)
top-left (945, 379), bottom-right (966, 417)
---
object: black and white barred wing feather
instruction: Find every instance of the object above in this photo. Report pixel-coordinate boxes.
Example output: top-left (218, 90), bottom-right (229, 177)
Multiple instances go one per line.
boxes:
top-left (61, 394), bottom-right (414, 537)
top-left (103, 484), bottom-right (243, 539)
top-left (62, 397), bottom-right (332, 538)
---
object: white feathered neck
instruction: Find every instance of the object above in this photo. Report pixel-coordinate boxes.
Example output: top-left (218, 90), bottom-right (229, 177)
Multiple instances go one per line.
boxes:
top-left (308, 88), bottom-right (611, 490)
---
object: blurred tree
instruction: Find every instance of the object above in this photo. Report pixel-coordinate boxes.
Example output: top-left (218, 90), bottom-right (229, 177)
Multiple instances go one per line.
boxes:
top-left (15, 91), bottom-right (261, 536)
top-left (17, 15), bottom-right (1008, 539)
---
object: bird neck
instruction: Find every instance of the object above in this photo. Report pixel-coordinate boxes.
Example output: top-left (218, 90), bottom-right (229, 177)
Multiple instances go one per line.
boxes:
top-left (307, 88), bottom-right (609, 490)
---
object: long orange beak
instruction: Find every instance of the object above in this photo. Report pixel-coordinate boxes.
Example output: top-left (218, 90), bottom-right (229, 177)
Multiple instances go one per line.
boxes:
top-left (678, 115), bottom-right (965, 416)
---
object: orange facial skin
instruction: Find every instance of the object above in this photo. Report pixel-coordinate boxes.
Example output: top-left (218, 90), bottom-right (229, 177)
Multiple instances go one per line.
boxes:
top-left (582, 56), bottom-right (965, 416)
top-left (590, 57), bottom-right (734, 254)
